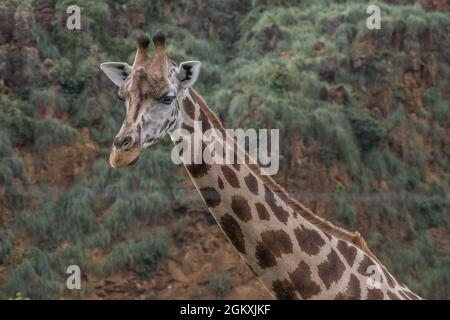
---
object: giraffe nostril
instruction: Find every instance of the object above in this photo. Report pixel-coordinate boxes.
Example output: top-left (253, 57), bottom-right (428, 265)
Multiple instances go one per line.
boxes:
top-left (113, 135), bottom-right (135, 150)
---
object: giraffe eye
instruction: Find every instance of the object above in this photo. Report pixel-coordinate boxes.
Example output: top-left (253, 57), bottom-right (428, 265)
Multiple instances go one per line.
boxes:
top-left (161, 95), bottom-right (175, 105)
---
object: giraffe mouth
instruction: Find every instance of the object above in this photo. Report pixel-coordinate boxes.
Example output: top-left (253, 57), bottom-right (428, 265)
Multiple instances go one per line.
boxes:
top-left (109, 145), bottom-right (141, 168)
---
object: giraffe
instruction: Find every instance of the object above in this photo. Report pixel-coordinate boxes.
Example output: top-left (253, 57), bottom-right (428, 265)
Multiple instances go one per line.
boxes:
top-left (99, 33), bottom-right (422, 300)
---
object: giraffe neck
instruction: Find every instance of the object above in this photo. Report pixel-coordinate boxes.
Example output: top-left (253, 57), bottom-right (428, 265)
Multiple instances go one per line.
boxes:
top-left (169, 88), bottom-right (421, 300)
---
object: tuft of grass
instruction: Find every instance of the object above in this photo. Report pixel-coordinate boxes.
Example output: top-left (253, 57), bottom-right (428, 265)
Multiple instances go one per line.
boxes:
top-left (346, 107), bottom-right (386, 153)
top-left (106, 228), bottom-right (172, 279)
top-left (34, 118), bottom-right (80, 154)
top-left (208, 270), bottom-right (232, 299)
top-left (30, 88), bottom-right (69, 115)
top-left (0, 94), bottom-right (35, 146)
top-left (0, 229), bottom-right (13, 264)
top-left (17, 185), bottom-right (94, 250)
top-left (423, 87), bottom-right (449, 121)
top-left (5, 248), bottom-right (60, 300)
top-left (308, 107), bottom-right (360, 172)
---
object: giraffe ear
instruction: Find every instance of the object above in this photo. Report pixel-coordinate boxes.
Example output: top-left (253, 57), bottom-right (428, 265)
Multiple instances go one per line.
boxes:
top-left (100, 62), bottom-right (132, 87)
top-left (177, 61), bottom-right (201, 88)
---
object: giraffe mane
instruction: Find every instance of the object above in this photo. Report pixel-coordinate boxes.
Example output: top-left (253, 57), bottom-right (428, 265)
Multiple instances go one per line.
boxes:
top-left (189, 88), bottom-right (380, 263)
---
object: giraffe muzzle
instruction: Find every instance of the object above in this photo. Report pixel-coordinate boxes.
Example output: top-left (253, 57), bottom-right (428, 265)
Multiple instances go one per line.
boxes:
top-left (113, 135), bottom-right (135, 151)
top-left (109, 134), bottom-right (141, 168)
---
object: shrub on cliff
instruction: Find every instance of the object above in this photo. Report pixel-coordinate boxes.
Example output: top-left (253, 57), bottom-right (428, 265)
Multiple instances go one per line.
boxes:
top-left (4, 248), bottom-right (59, 300)
top-left (0, 131), bottom-right (29, 207)
top-left (16, 185), bottom-right (94, 250)
top-left (0, 229), bottom-right (13, 264)
top-left (34, 118), bottom-right (80, 154)
top-left (309, 107), bottom-right (359, 172)
top-left (106, 228), bottom-right (172, 279)
top-left (346, 107), bottom-right (385, 153)
top-left (0, 95), bottom-right (35, 146)
top-left (30, 88), bottom-right (69, 115)
top-left (423, 87), bottom-right (449, 121)
top-left (208, 270), bottom-right (232, 298)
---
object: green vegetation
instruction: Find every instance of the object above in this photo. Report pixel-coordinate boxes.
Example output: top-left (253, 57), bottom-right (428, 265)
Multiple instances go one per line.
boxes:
top-left (30, 89), bottom-right (69, 115)
top-left (423, 87), bottom-right (450, 121)
top-left (331, 183), bottom-right (358, 229)
top-left (16, 186), bottom-right (94, 250)
top-left (0, 0), bottom-right (448, 299)
top-left (346, 107), bottom-right (385, 153)
top-left (0, 95), bottom-right (35, 146)
top-left (34, 118), bottom-right (80, 154)
top-left (0, 229), bottom-right (13, 264)
top-left (106, 228), bottom-right (172, 279)
top-left (208, 270), bottom-right (232, 298)
top-left (0, 131), bottom-right (28, 208)
top-left (4, 248), bottom-right (60, 300)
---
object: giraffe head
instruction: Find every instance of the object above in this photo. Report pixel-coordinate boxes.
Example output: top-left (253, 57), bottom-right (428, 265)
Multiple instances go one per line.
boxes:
top-left (100, 33), bottom-right (201, 168)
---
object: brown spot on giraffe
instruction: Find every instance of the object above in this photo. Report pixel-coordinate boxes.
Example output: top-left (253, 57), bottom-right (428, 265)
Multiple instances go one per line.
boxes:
top-left (231, 163), bottom-right (241, 172)
top-left (337, 240), bottom-right (358, 266)
top-left (338, 274), bottom-right (361, 299)
top-left (186, 163), bottom-right (211, 179)
top-left (160, 118), bottom-right (170, 133)
top-left (317, 250), bottom-right (346, 289)
top-left (367, 288), bottom-right (384, 300)
top-left (289, 260), bottom-right (321, 299)
top-left (294, 225), bottom-right (326, 256)
top-left (224, 162), bottom-right (241, 174)
top-left (181, 122), bottom-right (193, 132)
top-left (198, 108), bottom-right (211, 132)
top-left (260, 230), bottom-right (293, 257)
top-left (167, 117), bottom-right (177, 130)
top-left (231, 195), bottom-right (252, 222)
top-left (272, 279), bottom-right (297, 300)
top-left (221, 166), bottom-right (240, 188)
top-left (133, 101), bottom-right (141, 122)
top-left (387, 291), bottom-right (401, 300)
top-left (264, 185), bottom-right (289, 224)
top-left (219, 213), bottom-right (246, 254)
top-left (255, 242), bottom-right (277, 269)
top-left (189, 88), bottom-right (227, 138)
top-left (217, 176), bottom-right (224, 190)
top-left (335, 293), bottom-right (345, 299)
top-left (255, 202), bottom-right (270, 221)
top-left (200, 187), bottom-right (221, 208)
top-left (182, 97), bottom-right (196, 121)
top-left (244, 173), bottom-right (259, 195)
top-left (357, 254), bottom-right (376, 276)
